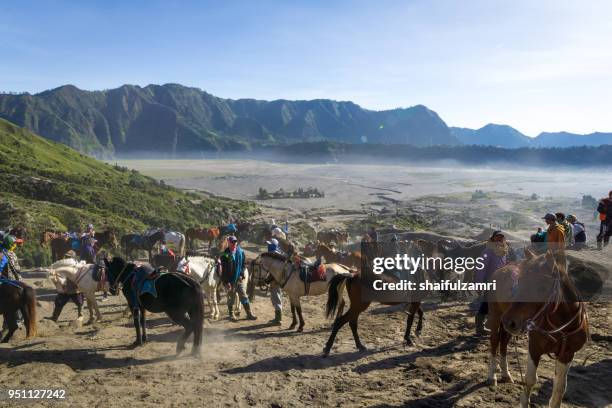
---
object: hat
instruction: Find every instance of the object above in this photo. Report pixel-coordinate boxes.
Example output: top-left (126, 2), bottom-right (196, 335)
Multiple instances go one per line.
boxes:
top-left (543, 213), bottom-right (556, 221)
top-left (227, 235), bottom-right (238, 243)
top-left (266, 238), bottom-right (279, 246)
top-left (490, 230), bottom-right (504, 239)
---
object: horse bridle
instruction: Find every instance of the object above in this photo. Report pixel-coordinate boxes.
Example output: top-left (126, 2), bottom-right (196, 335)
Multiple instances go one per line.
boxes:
top-left (521, 258), bottom-right (588, 356)
top-left (258, 254), bottom-right (294, 289)
top-left (110, 262), bottom-right (134, 293)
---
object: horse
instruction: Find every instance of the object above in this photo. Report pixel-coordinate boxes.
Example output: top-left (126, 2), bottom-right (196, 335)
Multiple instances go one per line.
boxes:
top-left (104, 257), bottom-right (204, 356)
top-left (43, 230), bottom-right (118, 261)
top-left (176, 256), bottom-right (221, 320)
top-left (316, 230), bottom-right (349, 246)
top-left (46, 259), bottom-right (108, 324)
top-left (488, 249), bottom-right (588, 408)
top-left (322, 240), bottom-right (439, 356)
top-left (315, 243), bottom-right (361, 270)
top-left (40, 230), bottom-right (62, 247)
top-left (121, 230), bottom-right (166, 261)
top-left (186, 227), bottom-right (206, 250)
top-left (0, 279), bottom-right (37, 342)
top-left (7, 226), bottom-right (27, 240)
top-left (259, 252), bottom-right (352, 332)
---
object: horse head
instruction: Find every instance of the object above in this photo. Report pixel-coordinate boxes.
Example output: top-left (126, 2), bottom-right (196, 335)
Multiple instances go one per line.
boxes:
top-left (501, 250), bottom-right (570, 335)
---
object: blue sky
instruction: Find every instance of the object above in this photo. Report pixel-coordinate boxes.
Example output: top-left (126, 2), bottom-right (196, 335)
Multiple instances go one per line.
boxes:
top-left (1, 0), bottom-right (611, 136)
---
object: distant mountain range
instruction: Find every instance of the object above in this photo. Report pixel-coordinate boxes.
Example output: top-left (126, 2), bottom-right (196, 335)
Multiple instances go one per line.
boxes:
top-left (0, 83), bottom-right (609, 157)
top-left (451, 124), bottom-right (612, 148)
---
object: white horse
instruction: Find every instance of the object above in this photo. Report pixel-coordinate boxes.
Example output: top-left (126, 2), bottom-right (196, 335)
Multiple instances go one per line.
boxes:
top-left (259, 252), bottom-right (351, 332)
top-left (176, 256), bottom-right (221, 320)
top-left (46, 259), bottom-right (108, 324)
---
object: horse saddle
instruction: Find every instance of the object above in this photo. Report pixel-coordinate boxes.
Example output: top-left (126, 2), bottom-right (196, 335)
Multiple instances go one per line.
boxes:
top-left (132, 266), bottom-right (163, 299)
top-left (298, 260), bottom-right (326, 283)
top-left (0, 276), bottom-right (22, 290)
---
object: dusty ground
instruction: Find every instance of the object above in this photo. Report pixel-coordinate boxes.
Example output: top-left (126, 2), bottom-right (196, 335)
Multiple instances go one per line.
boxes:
top-left (2, 274), bottom-right (610, 408)
top-left (2, 160), bottom-right (611, 407)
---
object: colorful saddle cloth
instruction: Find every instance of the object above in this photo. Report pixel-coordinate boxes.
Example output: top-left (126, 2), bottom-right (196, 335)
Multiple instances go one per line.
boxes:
top-left (130, 265), bottom-right (163, 306)
top-left (0, 276), bottom-right (22, 289)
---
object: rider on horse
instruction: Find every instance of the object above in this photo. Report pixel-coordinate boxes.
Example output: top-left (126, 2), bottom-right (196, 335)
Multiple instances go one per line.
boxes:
top-left (220, 236), bottom-right (257, 322)
top-left (0, 234), bottom-right (22, 281)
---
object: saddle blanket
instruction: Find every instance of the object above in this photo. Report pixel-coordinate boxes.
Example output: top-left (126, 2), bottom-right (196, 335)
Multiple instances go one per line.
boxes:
top-left (0, 277), bottom-right (22, 289)
top-left (131, 266), bottom-right (162, 300)
top-left (299, 264), bottom-right (327, 283)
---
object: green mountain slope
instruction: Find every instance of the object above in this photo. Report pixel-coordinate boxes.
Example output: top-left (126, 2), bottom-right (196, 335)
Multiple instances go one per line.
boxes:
top-left (0, 118), bottom-right (258, 266)
top-left (0, 84), bottom-right (458, 157)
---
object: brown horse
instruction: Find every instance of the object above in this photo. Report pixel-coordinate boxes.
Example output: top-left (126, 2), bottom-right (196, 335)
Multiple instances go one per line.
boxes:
top-left (40, 230), bottom-right (62, 246)
top-left (45, 230), bottom-right (119, 261)
top-left (8, 226), bottom-right (27, 240)
top-left (488, 249), bottom-right (588, 408)
top-left (0, 280), bottom-right (37, 342)
top-left (315, 243), bottom-right (361, 270)
top-left (317, 230), bottom-right (349, 246)
top-left (322, 240), bottom-right (439, 356)
top-left (185, 227), bottom-right (220, 252)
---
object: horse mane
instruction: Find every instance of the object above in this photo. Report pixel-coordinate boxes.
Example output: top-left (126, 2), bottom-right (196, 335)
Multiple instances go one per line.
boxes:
top-left (49, 258), bottom-right (80, 268)
top-left (261, 252), bottom-right (289, 262)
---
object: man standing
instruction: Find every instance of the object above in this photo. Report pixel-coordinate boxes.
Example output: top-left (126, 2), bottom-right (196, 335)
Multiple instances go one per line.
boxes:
top-left (596, 191), bottom-right (612, 249)
top-left (475, 230), bottom-right (509, 335)
top-left (220, 236), bottom-right (257, 322)
top-left (544, 213), bottom-right (565, 251)
top-left (265, 238), bottom-right (283, 325)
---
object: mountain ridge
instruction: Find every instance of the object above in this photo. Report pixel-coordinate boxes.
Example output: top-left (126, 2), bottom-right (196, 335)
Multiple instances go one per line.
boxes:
top-left (0, 84), bottom-right (458, 157)
top-left (1, 84), bottom-right (610, 156)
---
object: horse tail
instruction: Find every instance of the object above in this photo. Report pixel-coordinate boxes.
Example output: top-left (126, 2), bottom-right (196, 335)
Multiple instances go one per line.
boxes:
top-left (186, 275), bottom-right (205, 349)
top-left (326, 274), bottom-right (350, 319)
top-left (21, 285), bottom-right (37, 338)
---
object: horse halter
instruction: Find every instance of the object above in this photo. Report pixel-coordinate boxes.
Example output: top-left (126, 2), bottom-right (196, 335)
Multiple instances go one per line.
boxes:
top-left (259, 254), bottom-right (294, 288)
top-left (522, 258), bottom-right (588, 356)
top-left (110, 262), bottom-right (133, 293)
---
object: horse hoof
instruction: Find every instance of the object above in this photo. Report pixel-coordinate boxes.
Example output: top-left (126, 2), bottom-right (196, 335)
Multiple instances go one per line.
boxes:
top-left (404, 337), bottom-right (414, 346)
top-left (322, 348), bottom-right (330, 357)
top-left (296, 326), bottom-right (304, 333)
top-left (487, 377), bottom-right (497, 387)
top-left (415, 330), bottom-right (422, 338)
top-left (500, 375), bottom-right (514, 384)
top-left (357, 345), bottom-right (367, 352)
top-left (128, 341), bottom-right (141, 349)
top-left (288, 324), bottom-right (297, 330)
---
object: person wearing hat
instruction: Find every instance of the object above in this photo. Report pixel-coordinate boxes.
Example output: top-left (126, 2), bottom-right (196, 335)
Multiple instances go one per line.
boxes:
top-left (475, 230), bottom-right (509, 335)
top-left (219, 236), bottom-right (257, 321)
top-left (567, 214), bottom-right (586, 250)
top-left (544, 213), bottom-right (565, 251)
top-left (0, 234), bottom-right (22, 281)
top-left (264, 238), bottom-right (284, 325)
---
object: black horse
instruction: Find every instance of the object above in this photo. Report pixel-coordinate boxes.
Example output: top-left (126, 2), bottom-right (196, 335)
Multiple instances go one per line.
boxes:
top-left (120, 230), bottom-right (165, 261)
top-left (0, 280), bottom-right (37, 342)
top-left (104, 257), bottom-right (204, 357)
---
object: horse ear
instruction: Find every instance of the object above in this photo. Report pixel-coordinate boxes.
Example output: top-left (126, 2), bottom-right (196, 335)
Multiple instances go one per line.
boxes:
top-left (524, 247), bottom-right (536, 260)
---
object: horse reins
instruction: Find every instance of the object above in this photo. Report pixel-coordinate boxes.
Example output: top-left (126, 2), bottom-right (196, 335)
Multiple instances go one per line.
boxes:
top-left (111, 262), bottom-right (134, 293)
top-left (522, 259), bottom-right (588, 358)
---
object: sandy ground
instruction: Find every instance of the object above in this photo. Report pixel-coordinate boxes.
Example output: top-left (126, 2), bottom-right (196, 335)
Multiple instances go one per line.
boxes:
top-left (2, 273), bottom-right (610, 408)
top-left (2, 160), bottom-right (611, 407)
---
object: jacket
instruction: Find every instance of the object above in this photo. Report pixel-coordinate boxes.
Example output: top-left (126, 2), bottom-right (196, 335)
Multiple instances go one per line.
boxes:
top-left (546, 223), bottom-right (566, 250)
top-left (219, 247), bottom-right (246, 285)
